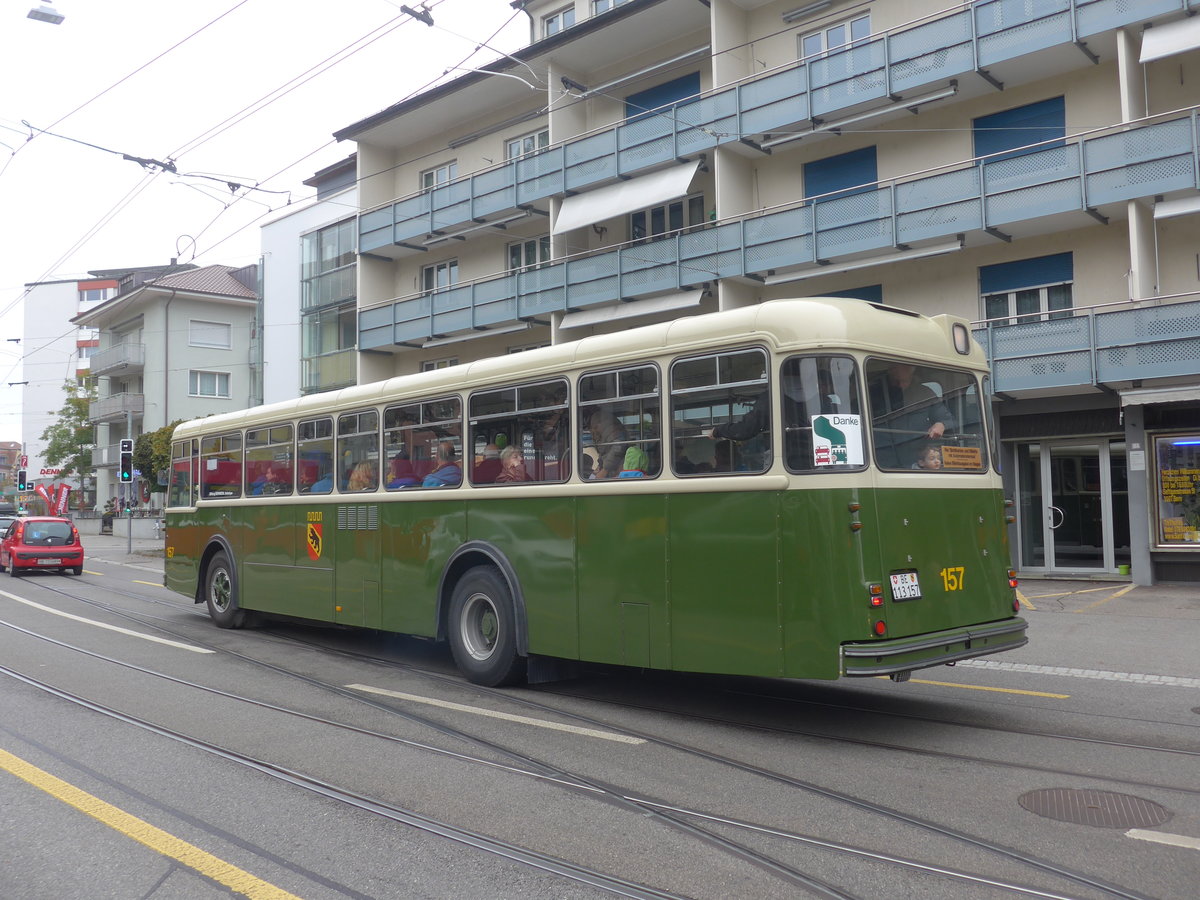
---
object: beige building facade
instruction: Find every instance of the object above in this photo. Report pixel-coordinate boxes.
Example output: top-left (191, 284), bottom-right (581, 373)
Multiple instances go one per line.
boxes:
top-left (335, 0), bottom-right (1200, 583)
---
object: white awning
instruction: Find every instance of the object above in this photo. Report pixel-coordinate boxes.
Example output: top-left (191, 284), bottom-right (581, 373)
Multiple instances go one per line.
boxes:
top-left (1140, 16), bottom-right (1200, 63)
top-left (559, 290), bottom-right (704, 330)
top-left (552, 160), bottom-right (701, 235)
top-left (1154, 194), bottom-right (1200, 220)
top-left (1120, 385), bottom-right (1200, 407)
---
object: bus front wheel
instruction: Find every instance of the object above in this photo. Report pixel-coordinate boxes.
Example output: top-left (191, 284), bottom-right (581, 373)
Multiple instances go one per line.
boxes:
top-left (448, 567), bottom-right (526, 687)
top-left (205, 551), bottom-right (246, 629)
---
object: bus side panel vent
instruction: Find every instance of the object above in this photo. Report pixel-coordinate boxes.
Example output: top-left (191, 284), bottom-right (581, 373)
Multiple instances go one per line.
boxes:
top-left (337, 505), bottom-right (379, 531)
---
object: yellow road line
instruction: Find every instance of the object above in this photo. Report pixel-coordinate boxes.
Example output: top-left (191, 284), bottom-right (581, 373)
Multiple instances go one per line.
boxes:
top-left (0, 748), bottom-right (301, 899)
top-left (1016, 589), bottom-right (1035, 610)
top-left (82, 570), bottom-right (103, 576)
top-left (1072, 583), bottom-right (1135, 613)
top-left (132, 580), bottom-right (160, 587)
top-left (878, 676), bottom-right (1068, 698)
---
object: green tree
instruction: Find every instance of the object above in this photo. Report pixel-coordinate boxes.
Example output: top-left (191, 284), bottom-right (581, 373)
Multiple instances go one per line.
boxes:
top-left (39, 379), bottom-right (97, 477)
top-left (134, 421), bottom-right (183, 488)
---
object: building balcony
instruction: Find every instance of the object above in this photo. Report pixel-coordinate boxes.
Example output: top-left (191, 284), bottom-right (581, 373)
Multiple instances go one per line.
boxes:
top-left (361, 108), bottom-right (1200, 348)
top-left (90, 342), bottom-right (146, 376)
top-left (89, 393), bottom-right (144, 423)
top-left (92, 442), bottom-right (124, 470)
top-left (358, 0), bottom-right (1191, 257)
top-left (301, 349), bottom-right (357, 394)
top-left (974, 293), bottom-right (1200, 394)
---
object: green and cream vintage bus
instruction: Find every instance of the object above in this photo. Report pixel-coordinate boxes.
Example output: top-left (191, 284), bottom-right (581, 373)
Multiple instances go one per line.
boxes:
top-left (165, 298), bottom-right (1026, 685)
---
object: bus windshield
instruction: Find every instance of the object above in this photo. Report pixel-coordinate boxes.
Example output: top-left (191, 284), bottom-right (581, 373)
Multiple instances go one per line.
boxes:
top-left (865, 359), bottom-right (988, 472)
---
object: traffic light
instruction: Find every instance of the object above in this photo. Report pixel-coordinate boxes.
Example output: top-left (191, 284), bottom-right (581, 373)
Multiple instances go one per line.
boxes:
top-left (16, 469), bottom-right (27, 491)
top-left (119, 439), bottom-right (134, 483)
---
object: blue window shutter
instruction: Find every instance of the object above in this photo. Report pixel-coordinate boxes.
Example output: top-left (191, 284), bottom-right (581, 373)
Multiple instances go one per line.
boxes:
top-left (625, 73), bottom-right (701, 122)
top-left (973, 97), bottom-right (1065, 161)
top-left (803, 146), bottom-right (878, 200)
top-left (824, 284), bottom-right (883, 303)
top-left (979, 253), bottom-right (1073, 294)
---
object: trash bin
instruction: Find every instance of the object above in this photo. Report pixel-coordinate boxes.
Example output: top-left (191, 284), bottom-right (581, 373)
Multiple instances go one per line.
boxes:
top-left (100, 513), bottom-right (114, 535)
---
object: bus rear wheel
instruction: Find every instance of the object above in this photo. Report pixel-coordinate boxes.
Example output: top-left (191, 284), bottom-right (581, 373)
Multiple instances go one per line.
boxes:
top-left (205, 551), bottom-right (247, 628)
top-left (448, 567), bottom-right (525, 687)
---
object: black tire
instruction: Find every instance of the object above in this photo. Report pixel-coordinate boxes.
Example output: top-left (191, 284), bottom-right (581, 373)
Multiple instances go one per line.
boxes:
top-left (8, 561), bottom-right (21, 577)
top-left (204, 551), bottom-right (246, 628)
top-left (447, 567), bottom-right (525, 686)
top-left (70, 566), bottom-right (83, 576)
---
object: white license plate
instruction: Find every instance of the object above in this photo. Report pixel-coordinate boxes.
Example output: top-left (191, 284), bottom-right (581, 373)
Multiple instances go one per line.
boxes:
top-left (37, 558), bottom-right (62, 566)
top-left (890, 572), bottom-right (922, 600)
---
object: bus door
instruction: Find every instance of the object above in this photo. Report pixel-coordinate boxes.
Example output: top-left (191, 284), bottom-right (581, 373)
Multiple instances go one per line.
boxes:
top-left (333, 503), bottom-right (381, 628)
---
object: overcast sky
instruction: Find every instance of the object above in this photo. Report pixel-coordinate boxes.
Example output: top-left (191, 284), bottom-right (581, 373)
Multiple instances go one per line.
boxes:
top-left (0, 0), bottom-right (528, 440)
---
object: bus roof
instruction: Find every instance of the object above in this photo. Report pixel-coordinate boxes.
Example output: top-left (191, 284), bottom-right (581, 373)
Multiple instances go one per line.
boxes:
top-left (173, 298), bottom-right (984, 439)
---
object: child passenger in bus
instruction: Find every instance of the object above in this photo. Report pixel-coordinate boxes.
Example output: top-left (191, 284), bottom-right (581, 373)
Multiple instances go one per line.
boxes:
top-left (618, 447), bottom-right (649, 478)
top-left (913, 445), bottom-right (943, 470)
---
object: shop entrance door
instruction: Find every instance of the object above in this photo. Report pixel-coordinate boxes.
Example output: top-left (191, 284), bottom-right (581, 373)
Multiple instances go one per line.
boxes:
top-left (1016, 441), bottom-right (1129, 573)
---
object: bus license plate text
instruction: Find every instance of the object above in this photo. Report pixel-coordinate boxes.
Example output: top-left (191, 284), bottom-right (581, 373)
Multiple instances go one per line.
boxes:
top-left (890, 572), bottom-right (921, 600)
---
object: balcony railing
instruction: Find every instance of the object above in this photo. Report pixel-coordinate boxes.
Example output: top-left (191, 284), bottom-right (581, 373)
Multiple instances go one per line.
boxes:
top-left (301, 349), bottom-right (357, 394)
top-left (90, 342), bottom-right (146, 375)
top-left (89, 393), bottom-right (144, 423)
top-left (973, 293), bottom-right (1200, 393)
top-left (359, 0), bottom-right (1190, 255)
top-left (361, 108), bottom-right (1200, 348)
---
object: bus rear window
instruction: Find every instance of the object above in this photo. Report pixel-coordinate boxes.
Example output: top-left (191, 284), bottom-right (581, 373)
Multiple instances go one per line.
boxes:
top-left (865, 359), bottom-right (988, 471)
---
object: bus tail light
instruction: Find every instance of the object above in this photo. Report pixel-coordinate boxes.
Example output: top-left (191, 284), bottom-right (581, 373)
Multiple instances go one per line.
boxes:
top-left (873, 620), bottom-right (887, 636)
top-left (850, 522), bottom-right (863, 532)
top-left (1008, 568), bottom-right (1018, 589)
top-left (1013, 598), bottom-right (1021, 613)
top-left (868, 583), bottom-right (883, 607)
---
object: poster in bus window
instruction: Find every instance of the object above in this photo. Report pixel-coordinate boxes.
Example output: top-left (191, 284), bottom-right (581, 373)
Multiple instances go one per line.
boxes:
top-left (812, 414), bottom-right (863, 467)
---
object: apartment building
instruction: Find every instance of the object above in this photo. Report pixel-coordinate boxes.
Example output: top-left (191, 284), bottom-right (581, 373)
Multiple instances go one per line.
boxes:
top-left (260, 154), bottom-right (359, 403)
top-left (72, 264), bottom-right (259, 508)
top-left (333, 0), bottom-right (1200, 583)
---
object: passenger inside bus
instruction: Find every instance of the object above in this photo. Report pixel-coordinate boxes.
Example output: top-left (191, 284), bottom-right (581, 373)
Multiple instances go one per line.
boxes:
top-left (868, 362), bottom-right (956, 468)
top-left (422, 441), bottom-right (462, 487)
top-left (495, 446), bottom-right (530, 483)
top-left (913, 445), bottom-right (943, 470)
top-left (387, 453), bottom-right (419, 488)
top-left (585, 407), bottom-right (627, 479)
top-left (617, 446), bottom-right (649, 478)
top-left (473, 444), bottom-right (502, 483)
top-left (346, 460), bottom-right (377, 492)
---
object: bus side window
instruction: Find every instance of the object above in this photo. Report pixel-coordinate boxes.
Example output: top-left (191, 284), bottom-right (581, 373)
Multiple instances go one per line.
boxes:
top-left (671, 349), bottom-right (770, 476)
top-left (200, 433), bottom-right (242, 499)
top-left (245, 424), bottom-right (294, 496)
top-left (578, 365), bottom-right (661, 480)
top-left (297, 418), bottom-right (335, 493)
top-left (469, 380), bottom-right (570, 485)
top-left (384, 398), bottom-right (462, 490)
top-left (168, 440), bottom-right (193, 507)
top-left (338, 410), bottom-right (379, 492)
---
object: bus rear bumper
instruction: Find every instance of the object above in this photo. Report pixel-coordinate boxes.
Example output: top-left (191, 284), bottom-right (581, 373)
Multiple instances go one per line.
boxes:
top-left (840, 617), bottom-right (1028, 677)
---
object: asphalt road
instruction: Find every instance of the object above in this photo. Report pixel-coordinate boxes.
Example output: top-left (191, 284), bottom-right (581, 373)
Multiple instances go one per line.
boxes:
top-left (1, 544), bottom-right (1197, 899)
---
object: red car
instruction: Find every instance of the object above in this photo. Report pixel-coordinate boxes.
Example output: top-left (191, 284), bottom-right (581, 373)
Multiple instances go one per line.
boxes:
top-left (0, 516), bottom-right (84, 576)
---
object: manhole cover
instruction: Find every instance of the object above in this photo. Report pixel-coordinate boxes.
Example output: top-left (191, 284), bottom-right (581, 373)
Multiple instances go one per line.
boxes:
top-left (1019, 789), bottom-right (1171, 829)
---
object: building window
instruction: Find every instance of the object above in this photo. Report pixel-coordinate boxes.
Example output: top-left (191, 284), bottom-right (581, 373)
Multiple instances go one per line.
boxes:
top-left (301, 219), bottom-right (356, 311)
top-left (800, 14), bottom-right (871, 58)
top-left (509, 343), bottom-right (550, 354)
top-left (506, 128), bottom-right (549, 160)
top-left (625, 72), bottom-right (701, 123)
top-left (979, 253), bottom-right (1073, 324)
top-left (423, 259), bottom-right (458, 292)
top-left (421, 161), bottom-right (458, 190)
top-left (421, 358), bottom-right (458, 372)
top-left (508, 236), bottom-right (551, 271)
top-left (973, 97), bottom-right (1065, 162)
top-left (543, 5), bottom-right (575, 36)
top-left (1154, 434), bottom-right (1200, 546)
top-left (78, 287), bottom-right (111, 305)
top-left (189, 371), bottom-right (231, 398)
top-left (804, 146), bottom-right (878, 200)
top-left (592, 0), bottom-right (629, 13)
top-left (302, 306), bottom-right (356, 358)
top-left (631, 194), bottom-right (705, 241)
top-left (188, 320), bottom-right (233, 349)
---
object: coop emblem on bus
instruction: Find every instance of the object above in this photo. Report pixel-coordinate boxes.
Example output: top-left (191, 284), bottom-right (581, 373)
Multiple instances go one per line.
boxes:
top-left (812, 414), bottom-right (863, 466)
top-left (307, 523), bottom-right (323, 560)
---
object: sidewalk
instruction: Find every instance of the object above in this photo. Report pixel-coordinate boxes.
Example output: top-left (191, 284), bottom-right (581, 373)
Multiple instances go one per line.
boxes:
top-left (82, 529), bottom-right (165, 572)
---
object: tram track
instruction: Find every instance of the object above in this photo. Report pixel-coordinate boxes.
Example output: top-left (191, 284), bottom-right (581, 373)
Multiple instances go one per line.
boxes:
top-left (1, 581), bottom-right (1167, 900)
top-left (0, 625), bottom-right (1111, 900)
